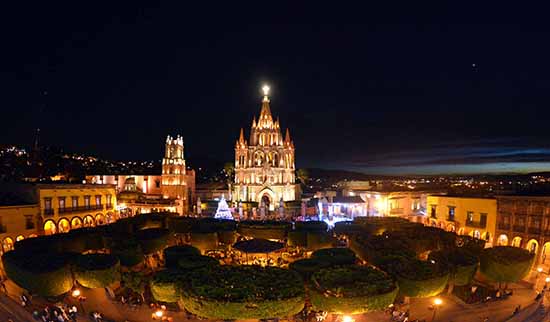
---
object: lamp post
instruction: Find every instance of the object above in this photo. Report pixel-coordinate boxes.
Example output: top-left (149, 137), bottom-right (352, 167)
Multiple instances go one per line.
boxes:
top-left (431, 298), bottom-right (442, 322)
top-left (71, 288), bottom-right (85, 314)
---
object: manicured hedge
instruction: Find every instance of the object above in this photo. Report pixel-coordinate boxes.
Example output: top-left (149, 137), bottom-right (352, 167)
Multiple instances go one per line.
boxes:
top-left (333, 222), bottom-right (366, 236)
top-left (480, 246), bottom-right (534, 283)
top-left (150, 269), bottom-right (184, 303)
top-left (288, 231), bottom-right (307, 248)
top-left (217, 230), bottom-right (237, 245)
top-left (429, 248), bottom-right (479, 286)
top-left (3, 251), bottom-right (74, 297)
top-left (110, 239), bottom-right (144, 267)
top-left (178, 255), bottom-right (220, 271)
top-left (396, 259), bottom-right (449, 298)
top-left (168, 217), bottom-right (197, 234)
top-left (180, 266), bottom-right (305, 319)
top-left (289, 258), bottom-right (331, 280)
top-left (306, 232), bottom-right (333, 251)
top-left (190, 231), bottom-right (218, 253)
top-left (135, 228), bottom-right (170, 255)
top-left (310, 266), bottom-right (398, 314)
top-left (312, 248), bottom-right (356, 266)
top-left (295, 221), bottom-right (328, 232)
top-left (74, 254), bottom-right (120, 289)
top-left (163, 245), bottom-right (201, 268)
top-left (237, 221), bottom-right (291, 240)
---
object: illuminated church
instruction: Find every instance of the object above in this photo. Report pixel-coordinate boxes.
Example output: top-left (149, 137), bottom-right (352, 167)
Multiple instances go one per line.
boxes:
top-left (233, 85), bottom-right (299, 208)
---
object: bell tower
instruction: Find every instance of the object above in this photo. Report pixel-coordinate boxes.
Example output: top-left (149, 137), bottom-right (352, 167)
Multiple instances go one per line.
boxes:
top-left (161, 135), bottom-right (189, 214)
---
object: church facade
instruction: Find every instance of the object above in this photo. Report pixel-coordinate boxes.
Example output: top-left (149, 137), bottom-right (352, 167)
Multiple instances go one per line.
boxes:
top-left (233, 86), bottom-right (299, 209)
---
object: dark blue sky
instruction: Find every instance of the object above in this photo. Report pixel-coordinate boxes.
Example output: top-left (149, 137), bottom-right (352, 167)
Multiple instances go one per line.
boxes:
top-left (3, 3), bottom-right (550, 175)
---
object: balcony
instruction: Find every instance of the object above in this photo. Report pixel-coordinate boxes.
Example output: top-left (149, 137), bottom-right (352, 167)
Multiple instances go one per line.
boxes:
top-left (513, 225), bottom-right (526, 233)
top-left (58, 205), bottom-right (104, 214)
top-left (497, 223), bottom-right (511, 230)
top-left (106, 203), bottom-right (113, 210)
top-left (44, 208), bottom-right (54, 216)
top-left (466, 221), bottom-right (486, 228)
top-left (528, 227), bottom-right (542, 235)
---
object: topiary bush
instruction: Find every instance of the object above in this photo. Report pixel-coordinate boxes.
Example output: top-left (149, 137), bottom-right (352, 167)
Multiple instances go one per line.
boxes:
top-left (295, 221), bottom-right (328, 232)
top-left (190, 231), bottom-right (218, 253)
top-left (288, 231), bottom-right (307, 248)
top-left (135, 228), bottom-right (170, 255)
top-left (396, 259), bottom-right (449, 298)
top-left (237, 221), bottom-right (291, 240)
top-left (178, 255), bottom-right (220, 271)
top-left (74, 253), bottom-right (120, 289)
top-left (306, 231), bottom-right (333, 251)
top-left (3, 250), bottom-right (74, 297)
top-left (429, 248), bottom-right (478, 286)
top-left (289, 258), bottom-right (331, 281)
top-left (150, 269), bottom-right (185, 303)
top-left (163, 245), bottom-right (201, 268)
top-left (110, 239), bottom-right (144, 267)
top-left (180, 265), bottom-right (305, 319)
top-left (480, 246), bottom-right (534, 283)
top-left (311, 248), bottom-right (356, 266)
top-left (310, 266), bottom-right (398, 314)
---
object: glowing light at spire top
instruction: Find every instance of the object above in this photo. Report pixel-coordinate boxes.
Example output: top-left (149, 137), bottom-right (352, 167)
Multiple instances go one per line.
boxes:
top-left (262, 85), bottom-right (270, 96)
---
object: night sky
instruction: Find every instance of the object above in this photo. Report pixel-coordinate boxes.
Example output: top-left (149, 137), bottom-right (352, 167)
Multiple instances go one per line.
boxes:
top-left (3, 3), bottom-right (550, 175)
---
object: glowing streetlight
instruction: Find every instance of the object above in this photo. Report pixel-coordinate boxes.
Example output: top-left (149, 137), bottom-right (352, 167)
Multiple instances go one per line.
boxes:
top-left (262, 85), bottom-right (270, 96)
top-left (538, 267), bottom-right (543, 273)
top-left (71, 289), bottom-right (81, 298)
top-left (154, 310), bottom-right (164, 318)
top-left (545, 277), bottom-right (550, 283)
top-left (432, 298), bottom-right (442, 322)
top-left (342, 315), bottom-right (354, 322)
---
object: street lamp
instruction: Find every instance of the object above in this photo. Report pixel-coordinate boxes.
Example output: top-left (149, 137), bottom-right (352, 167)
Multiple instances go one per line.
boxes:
top-left (154, 310), bottom-right (164, 318)
top-left (71, 289), bottom-right (81, 298)
top-left (432, 298), bottom-right (443, 322)
top-left (342, 316), bottom-right (354, 322)
top-left (545, 277), bottom-right (550, 284)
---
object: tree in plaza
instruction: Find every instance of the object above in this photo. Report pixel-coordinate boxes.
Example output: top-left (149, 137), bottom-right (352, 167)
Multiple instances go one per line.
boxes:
top-left (480, 246), bottom-right (534, 289)
top-left (121, 271), bottom-right (147, 303)
top-left (310, 266), bottom-right (398, 314)
top-left (428, 248), bottom-right (479, 294)
top-left (74, 253), bottom-right (121, 289)
top-left (180, 266), bottom-right (305, 319)
top-left (223, 162), bottom-right (235, 192)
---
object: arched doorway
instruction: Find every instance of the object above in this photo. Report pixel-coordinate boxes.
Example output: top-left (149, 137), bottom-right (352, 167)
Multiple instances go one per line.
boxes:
top-left (83, 215), bottom-right (95, 227)
top-left (106, 212), bottom-right (114, 223)
top-left (483, 232), bottom-right (492, 243)
top-left (512, 236), bottom-right (522, 247)
top-left (44, 220), bottom-right (57, 235)
top-left (446, 224), bottom-right (456, 232)
top-left (471, 230), bottom-right (481, 239)
top-left (497, 234), bottom-right (509, 246)
top-left (95, 213), bottom-right (105, 225)
top-left (261, 194), bottom-right (271, 209)
top-left (71, 217), bottom-right (82, 229)
top-left (527, 239), bottom-right (539, 254)
top-left (15, 235), bottom-right (24, 242)
top-left (58, 218), bottom-right (70, 233)
top-left (457, 227), bottom-right (465, 235)
top-left (2, 237), bottom-right (13, 253)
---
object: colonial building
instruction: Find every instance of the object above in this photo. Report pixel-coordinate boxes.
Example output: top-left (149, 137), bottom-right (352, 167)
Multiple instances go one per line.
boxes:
top-left (38, 183), bottom-right (117, 235)
top-left (495, 195), bottom-right (550, 267)
top-left (426, 195), bottom-right (497, 246)
top-left (233, 86), bottom-right (299, 209)
top-left (87, 135), bottom-right (195, 215)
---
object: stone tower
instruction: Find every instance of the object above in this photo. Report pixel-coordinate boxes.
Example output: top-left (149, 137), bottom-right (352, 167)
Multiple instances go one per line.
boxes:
top-left (161, 135), bottom-right (190, 214)
top-left (233, 85), bottom-right (298, 209)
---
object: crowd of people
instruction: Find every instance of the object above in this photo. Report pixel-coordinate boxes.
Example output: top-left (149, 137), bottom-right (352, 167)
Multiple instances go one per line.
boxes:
top-left (32, 304), bottom-right (77, 322)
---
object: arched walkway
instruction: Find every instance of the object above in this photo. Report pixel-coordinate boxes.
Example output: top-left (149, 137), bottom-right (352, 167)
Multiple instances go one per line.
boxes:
top-left (526, 239), bottom-right (539, 254)
top-left (71, 217), bottom-right (83, 229)
top-left (471, 230), bottom-right (481, 239)
top-left (512, 236), bottom-right (523, 248)
top-left (83, 215), bottom-right (95, 227)
top-left (44, 219), bottom-right (57, 235)
top-left (497, 234), bottom-right (509, 246)
top-left (482, 232), bottom-right (492, 243)
top-left (95, 213), bottom-right (106, 225)
top-left (15, 235), bottom-right (24, 242)
top-left (457, 227), bottom-right (465, 235)
top-left (2, 237), bottom-right (13, 253)
top-left (446, 224), bottom-right (456, 232)
top-left (58, 218), bottom-right (70, 233)
top-left (106, 212), bottom-right (114, 223)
